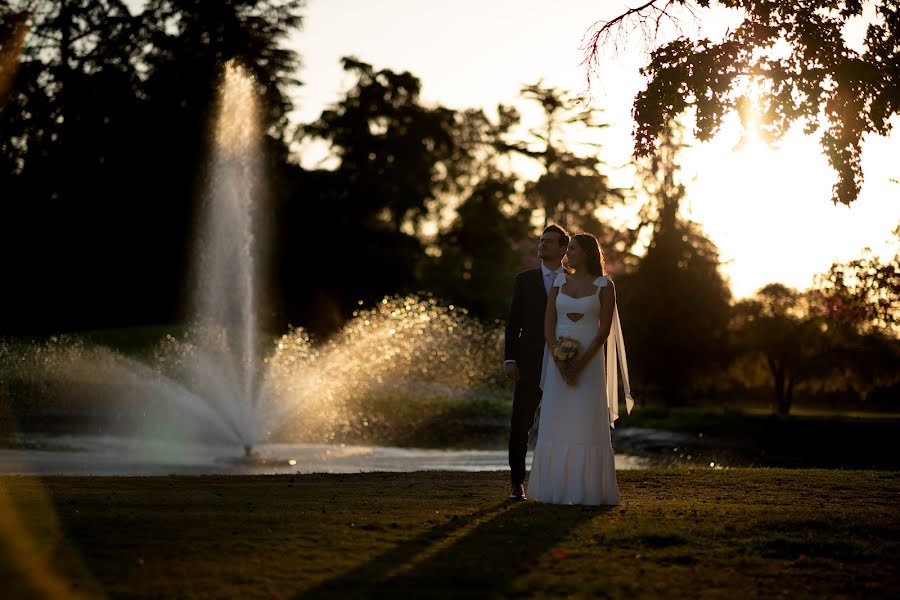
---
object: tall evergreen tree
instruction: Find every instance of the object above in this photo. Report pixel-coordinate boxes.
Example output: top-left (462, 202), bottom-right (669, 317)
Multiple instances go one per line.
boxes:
top-left (620, 124), bottom-right (731, 403)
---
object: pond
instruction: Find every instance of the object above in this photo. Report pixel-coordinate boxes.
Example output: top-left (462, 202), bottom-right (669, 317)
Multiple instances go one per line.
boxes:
top-left (0, 435), bottom-right (650, 475)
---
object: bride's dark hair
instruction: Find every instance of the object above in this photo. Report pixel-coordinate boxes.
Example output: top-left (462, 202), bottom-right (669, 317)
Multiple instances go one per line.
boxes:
top-left (572, 233), bottom-right (606, 276)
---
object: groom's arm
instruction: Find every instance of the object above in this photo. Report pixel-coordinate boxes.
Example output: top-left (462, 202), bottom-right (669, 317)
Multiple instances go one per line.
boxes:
top-left (504, 273), bottom-right (525, 363)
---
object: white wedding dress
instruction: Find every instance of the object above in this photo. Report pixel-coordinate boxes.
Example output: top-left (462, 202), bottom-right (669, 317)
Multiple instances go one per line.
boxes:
top-left (528, 273), bottom-right (633, 506)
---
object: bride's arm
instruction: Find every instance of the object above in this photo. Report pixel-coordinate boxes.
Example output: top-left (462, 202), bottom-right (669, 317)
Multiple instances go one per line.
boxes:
top-left (595, 281), bottom-right (616, 349)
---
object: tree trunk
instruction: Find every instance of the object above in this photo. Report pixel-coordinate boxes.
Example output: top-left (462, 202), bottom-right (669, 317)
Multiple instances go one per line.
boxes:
top-left (780, 374), bottom-right (795, 415)
top-left (769, 357), bottom-right (789, 414)
top-left (56, 1), bottom-right (74, 202)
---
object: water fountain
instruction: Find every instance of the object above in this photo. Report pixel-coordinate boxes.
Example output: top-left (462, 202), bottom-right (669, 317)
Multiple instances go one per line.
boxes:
top-left (0, 62), bottom-right (650, 474)
top-left (0, 62), bottom-right (533, 473)
top-left (184, 60), bottom-right (264, 457)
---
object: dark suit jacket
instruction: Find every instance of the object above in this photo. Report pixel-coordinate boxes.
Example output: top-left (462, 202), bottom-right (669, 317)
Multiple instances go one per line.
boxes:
top-left (504, 268), bottom-right (549, 384)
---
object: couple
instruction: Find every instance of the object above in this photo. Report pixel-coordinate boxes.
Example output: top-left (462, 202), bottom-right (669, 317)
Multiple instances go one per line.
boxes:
top-left (504, 225), bottom-right (633, 505)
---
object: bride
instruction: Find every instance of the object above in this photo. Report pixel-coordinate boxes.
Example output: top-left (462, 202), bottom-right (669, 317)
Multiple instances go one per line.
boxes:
top-left (527, 232), bottom-right (633, 505)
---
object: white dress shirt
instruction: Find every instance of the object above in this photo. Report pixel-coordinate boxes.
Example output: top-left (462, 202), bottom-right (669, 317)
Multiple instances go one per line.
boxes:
top-left (540, 262), bottom-right (565, 295)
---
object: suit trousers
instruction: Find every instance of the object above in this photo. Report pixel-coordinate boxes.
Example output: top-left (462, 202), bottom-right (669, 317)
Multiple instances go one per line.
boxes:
top-left (509, 374), bottom-right (542, 485)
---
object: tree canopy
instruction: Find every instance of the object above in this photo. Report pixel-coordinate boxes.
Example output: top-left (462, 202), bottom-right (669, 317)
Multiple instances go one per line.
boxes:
top-left (730, 284), bottom-right (828, 414)
top-left (301, 57), bottom-right (460, 232)
top-left (507, 81), bottom-right (625, 231)
top-left (813, 227), bottom-right (899, 335)
top-left (585, 0), bottom-right (900, 206)
top-left (0, 0), bottom-right (304, 333)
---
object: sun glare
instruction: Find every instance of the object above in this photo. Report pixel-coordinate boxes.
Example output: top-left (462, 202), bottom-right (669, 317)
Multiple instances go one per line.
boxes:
top-left (682, 110), bottom-right (898, 299)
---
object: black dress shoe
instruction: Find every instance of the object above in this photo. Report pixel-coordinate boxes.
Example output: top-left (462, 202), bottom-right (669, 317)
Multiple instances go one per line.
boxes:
top-left (508, 483), bottom-right (527, 501)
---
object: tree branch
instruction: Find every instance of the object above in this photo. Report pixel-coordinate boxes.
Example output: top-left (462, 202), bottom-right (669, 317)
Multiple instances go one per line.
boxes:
top-left (579, 0), bottom-right (700, 94)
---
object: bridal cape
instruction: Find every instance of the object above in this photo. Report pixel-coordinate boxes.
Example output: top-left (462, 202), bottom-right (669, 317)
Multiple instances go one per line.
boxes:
top-left (606, 303), bottom-right (635, 427)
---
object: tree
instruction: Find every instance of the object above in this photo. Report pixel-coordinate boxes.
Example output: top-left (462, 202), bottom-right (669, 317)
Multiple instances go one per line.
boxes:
top-left (419, 177), bottom-right (533, 320)
top-left (730, 284), bottom-right (827, 414)
top-left (807, 233), bottom-right (900, 407)
top-left (2, 0), bottom-right (304, 206)
top-left (411, 103), bottom-right (536, 320)
top-left (0, 1), bottom-right (152, 333)
top-left (813, 228), bottom-right (900, 336)
top-left (0, 0), bottom-right (144, 201)
top-left (620, 125), bottom-right (732, 403)
top-left (0, 0), bottom-right (305, 334)
top-left (507, 81), bottom-right (625, 232)
top-left (585, 0), bottom-right (900, 206)
top-left (279, 59), bottom-right (475, 330)
top-left (728, 232), bottom-right (900, 414)
top-left (301, 57), bottom-right (460, 233)
top-left (140, 0), bottom-right (304, 142)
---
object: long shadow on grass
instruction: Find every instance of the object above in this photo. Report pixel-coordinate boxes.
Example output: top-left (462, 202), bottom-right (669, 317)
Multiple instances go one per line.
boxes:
top-left (297, 500), bottom-right (609, 599)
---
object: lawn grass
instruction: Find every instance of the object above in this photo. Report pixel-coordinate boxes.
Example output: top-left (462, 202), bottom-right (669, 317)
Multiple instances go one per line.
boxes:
top-left (2, 469), bottom-right (898, 599)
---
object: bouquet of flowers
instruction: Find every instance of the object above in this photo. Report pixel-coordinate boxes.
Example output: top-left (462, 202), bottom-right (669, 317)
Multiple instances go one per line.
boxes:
top-left (552, 337), bottom-right (581, 363)
top-left (553, 337), bottom-right (581, 386)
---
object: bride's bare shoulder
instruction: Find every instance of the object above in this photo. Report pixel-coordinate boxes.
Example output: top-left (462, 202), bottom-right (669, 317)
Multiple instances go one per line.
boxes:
top-left (601, 278), bottom-right (616, 299)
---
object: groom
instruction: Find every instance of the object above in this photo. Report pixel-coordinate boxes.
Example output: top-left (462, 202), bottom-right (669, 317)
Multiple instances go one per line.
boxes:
top-left (504, 224), bottom-right (569, 500)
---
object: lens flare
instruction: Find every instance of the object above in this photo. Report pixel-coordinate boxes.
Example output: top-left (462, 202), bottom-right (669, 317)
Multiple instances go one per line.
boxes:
top-left (0, 12), bottom-right (30, 105)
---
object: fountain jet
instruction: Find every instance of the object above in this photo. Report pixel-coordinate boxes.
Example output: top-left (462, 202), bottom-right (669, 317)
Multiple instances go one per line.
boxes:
top-left (187, 61), bottom-right (264, 455)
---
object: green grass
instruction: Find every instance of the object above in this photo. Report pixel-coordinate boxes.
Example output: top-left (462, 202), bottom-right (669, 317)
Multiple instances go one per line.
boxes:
top-left (2, 469), bottom-right (898, 598)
